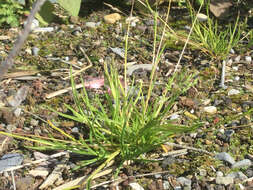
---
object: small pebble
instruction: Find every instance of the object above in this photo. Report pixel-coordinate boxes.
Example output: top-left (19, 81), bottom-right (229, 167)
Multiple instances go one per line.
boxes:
top-left (31, 47), bottom-right (39, 56)
top-left (218, 129), bottom-right (225, 134)
top-left (245, 168), bottom-right (253, 177)
top-left (228, 89), bottom-right (240, 96)
top-left (232, 66), bottom-right (238, 71)
top-left (110, 47), bottom-right (125, 58)
top-left (234, 55), bottom-right (241, 62)
top-left (170, 114), bottom-right (180, 120)
top-left (230, 48), bottom-right (235, 54)
top-left (216, 171), bottom-right (224, 177)
top-left (232, 159), bottom-right (252, 169)
top-left (190, 132), bottom-right (197, 138)
top-left (227, 172), bottom-right (248, 180)
top-left (6, 124), bottom-right (17, 132)
top-left (13, 107), bottom-right (22, 117)
top-left (177, 177), bottom-right (191, 187)
top-left (215, 152), bottom-right (235, 165)
top-left (227, 59), bottom-right (233, 66)
top-left (30, 119), bottom-right (39, 126)
top-left (224, 130), bottom-right (234, 138)
top-left (24, 19), bottom-right (39, 30)
top-left (64, 56), bottom-right (69, 61)
top-left (184, 25), bottom-right (191, 31)
top-left (215, 176), bottom-right (234, 186)
top-left (33, 27), bottom-right (54, 33)
top-left (71, 127), bottom-right (79, 133)
top-left (234, 76), bottom-right (240, 81)
top-left (163, 181), bottom-right (170, 190)
top-left (245, 56), bottom-right (252, 62)
top-left (129, 182), bottom-right (144, 190)
top-left (196, 13), bottom-right (208, 22)
top-left (85, 21), bottom-right (100, 28)
top-left (155, 174), bottom-right (162, 178)
top-left (199, 169), bottom-right (207, 176)
top-left (203, 106), bottom-right (217, 114)
top-left (104, 13), bottom-right (121, 24)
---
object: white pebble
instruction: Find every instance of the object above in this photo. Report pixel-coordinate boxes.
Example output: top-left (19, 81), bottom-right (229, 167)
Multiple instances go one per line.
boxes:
top-left (228, 89), bottom-right (240, 96)
top-left (227, 59), bottom-right (233, 66)
top-left (234, 55), bottom-right (241, 62)
top-left (196, 13), bottom-right (208, 22)
top-left (170, 114), bottom-right (180, 120)
top-left (230, 48), bottom-right (235, 54)
top-left (203, 106), bottom-right (217, 114)
top-left (245, 56), bottom-right (252, 62)
top-left (234, 76), bottom-right (240, 81)
top-left (232, 66), bottom-right (238, 71)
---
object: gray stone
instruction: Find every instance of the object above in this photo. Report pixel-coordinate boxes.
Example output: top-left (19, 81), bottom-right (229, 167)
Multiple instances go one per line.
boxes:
top-left (24, 19), bottom-right (39, 30)
top-left (216, 171), bottom-right (224, 177)
top-left (199, 169), bottom-right (207, 176)
top-left (227, 172), bottom-right (248, 180)
top-left (71, 127), bottom-right (79, 133)
top-left (32, 47), bottom-right (39, 56)
top-left (30, 119), bottom-right (39, 126)
top-left (232, 159), bottom-right (252, 169)
top-left (163, 181), bottom-right (170, 190)
top-left (177, 177), bottom-right (191, 187)
top-left (215, 152), bottom-right (235, 165)
top-left (215, 176), bottom-right (234, 186)
top-left (0, 153), bottom-right (24, 172)
top-left (85, 22), bottom-right (97, 28)
top-left (33, 27), bottom-right (54, 33)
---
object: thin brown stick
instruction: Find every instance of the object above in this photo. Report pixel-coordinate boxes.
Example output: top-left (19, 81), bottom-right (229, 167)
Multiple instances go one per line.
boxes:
top-left (0, 0), bottom-right (46, 80)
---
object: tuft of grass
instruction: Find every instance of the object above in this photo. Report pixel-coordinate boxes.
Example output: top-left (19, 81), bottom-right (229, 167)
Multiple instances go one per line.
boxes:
top-left (0, 0), bottom-right (202, 188)
top-left (189, 6), bottom-right (242, 60)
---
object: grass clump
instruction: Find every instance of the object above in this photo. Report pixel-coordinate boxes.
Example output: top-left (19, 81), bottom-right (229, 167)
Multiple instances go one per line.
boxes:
top-left (190, 9), bottom-right (242, 60)
top-left (7, 63), bottom-right (201, 188)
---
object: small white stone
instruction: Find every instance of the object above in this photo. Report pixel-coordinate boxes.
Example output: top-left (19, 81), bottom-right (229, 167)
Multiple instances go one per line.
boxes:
top-left (129, 182), bottom-right (144, 190)
top-left (216, 176), bottom-right (234, 186)
top-left (234, 55), bottom-right (241, 62)
top-left (85, 22), bottom-right (96, 28)
top-left (245, 56), bottom-right (252, 62)
top-left (234, 76), bottom-right (240, 81)
top-left (24, 19), bottom-right (39, 30)
top-left (216, 171), bottom-right (224, 177)
top-left (170, 114), bottom-right (180, 120)
top-left (218, 128), bottom-right (225, 134)
top-left (232, 66), bottom-right (238, 71)
top-left (228, 89), bottom-right (240, 96)
top-left (230, 48), bottom-right (235, 54)
top-left (227, 59), bottom-right (233, 66)
top-left (33, 27), bottom-right (54, 33)
top-left (203, 106), bottom-right (217, 114)
top-left (196, 13), bottom-right (208, 22)
top-left (202, 99), bottom-right (211, 105)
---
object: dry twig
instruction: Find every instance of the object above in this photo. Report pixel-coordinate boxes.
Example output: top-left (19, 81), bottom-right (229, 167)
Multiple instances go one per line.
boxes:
top-left (0, 0), bottom-right (46, 80)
